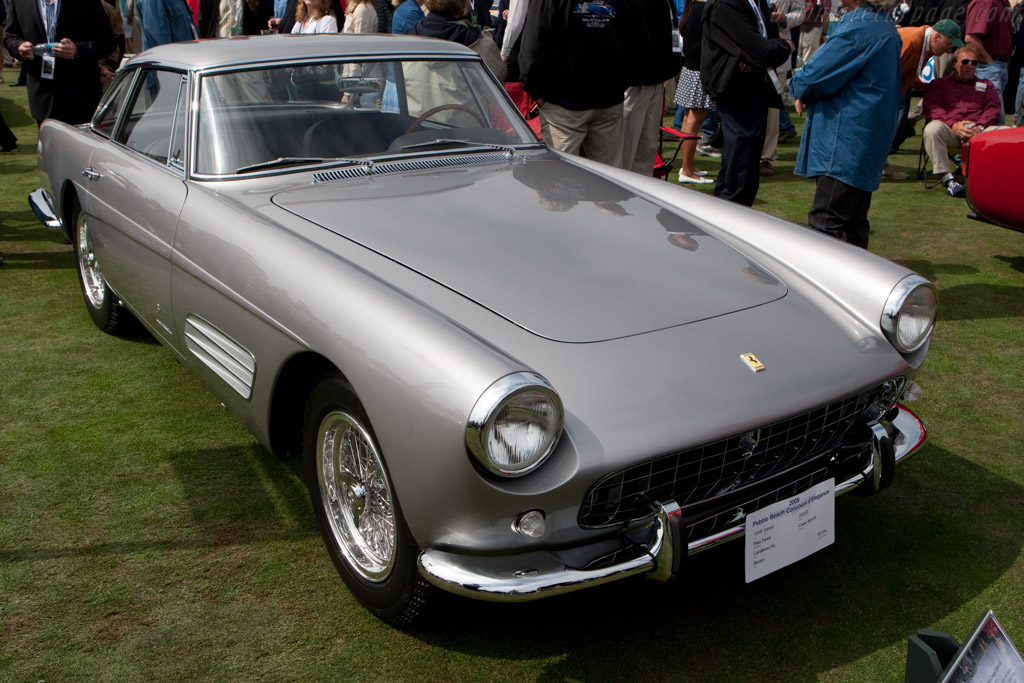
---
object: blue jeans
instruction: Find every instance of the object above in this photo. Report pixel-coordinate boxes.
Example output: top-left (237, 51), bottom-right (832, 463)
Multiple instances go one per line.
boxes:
top-left (674, 108), bottom-right (720, 142)
top-left (702, 110), bottom-right (719, 140)
top-left (975, 60), bottom-right (1008, 125)
top-left (779, 108), bottom-right (796, 135)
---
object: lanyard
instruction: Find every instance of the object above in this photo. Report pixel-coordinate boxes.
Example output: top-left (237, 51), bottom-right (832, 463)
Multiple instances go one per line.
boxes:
top-left (745, 0), bottom-right (768, 38)
top-left (917, 27), bottom-right (931, 80)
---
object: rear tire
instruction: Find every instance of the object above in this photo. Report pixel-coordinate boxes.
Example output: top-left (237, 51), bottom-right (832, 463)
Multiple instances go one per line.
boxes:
top-left (303, 374), bottom-right (431, 626)
top-left (72, 197), bottom-right (132, 335)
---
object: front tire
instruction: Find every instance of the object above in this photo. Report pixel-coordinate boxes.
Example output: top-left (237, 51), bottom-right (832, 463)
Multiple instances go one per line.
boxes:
top-left (303, 374), bottom-right (431, 626)
top-left (72, 197), bottom-right (132, 335)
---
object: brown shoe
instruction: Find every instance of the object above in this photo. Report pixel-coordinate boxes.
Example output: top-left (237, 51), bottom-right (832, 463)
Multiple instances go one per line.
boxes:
top-left (881, 164), bottom-right (909, 180)
top-left (759, 160), bottom-right (774, 177)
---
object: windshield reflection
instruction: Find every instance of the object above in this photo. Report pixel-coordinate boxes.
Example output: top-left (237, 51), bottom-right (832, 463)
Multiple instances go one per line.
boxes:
top-left (195, 59), bottom-right (538, 175)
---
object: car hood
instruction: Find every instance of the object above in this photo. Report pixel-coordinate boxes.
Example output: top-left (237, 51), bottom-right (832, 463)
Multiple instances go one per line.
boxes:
top-left (271, 154), bottom-right (787, 342)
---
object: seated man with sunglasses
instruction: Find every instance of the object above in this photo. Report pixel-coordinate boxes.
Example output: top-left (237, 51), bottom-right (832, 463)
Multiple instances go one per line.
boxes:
top-left (922, 46), bottom-right (1004, 197)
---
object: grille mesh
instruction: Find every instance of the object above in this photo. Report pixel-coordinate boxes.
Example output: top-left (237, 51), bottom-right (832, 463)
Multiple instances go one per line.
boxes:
top-left (579, 383), bottom-right (895, 528)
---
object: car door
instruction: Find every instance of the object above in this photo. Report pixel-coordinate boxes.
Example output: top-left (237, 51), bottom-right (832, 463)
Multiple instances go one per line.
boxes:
top-left (85, 68), bottom-right (189, 349)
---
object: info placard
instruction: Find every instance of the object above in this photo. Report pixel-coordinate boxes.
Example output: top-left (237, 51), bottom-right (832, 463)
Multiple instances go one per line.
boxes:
top-left (941, 610), bottom-right (1024, 683)
top-left (744, 478), bottom-right (835, 583)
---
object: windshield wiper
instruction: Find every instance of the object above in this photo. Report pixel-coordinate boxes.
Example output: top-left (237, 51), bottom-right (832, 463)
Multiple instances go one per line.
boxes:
top-left (235, 157), bottom-right (367, 174)
top-left (400, 138), bottom-right (541, 154)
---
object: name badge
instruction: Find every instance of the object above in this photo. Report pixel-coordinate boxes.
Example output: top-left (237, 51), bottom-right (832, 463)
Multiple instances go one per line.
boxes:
top-left (41, 54), bottom-right (56, 80)
top-left (975, 81), bottom-right (987, 92)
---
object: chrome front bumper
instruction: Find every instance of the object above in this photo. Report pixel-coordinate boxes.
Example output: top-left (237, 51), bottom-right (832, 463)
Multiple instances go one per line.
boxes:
top-left (418, 405), bottom-right (926, 602)
top-left (28, 188), bottom-right (62, 230)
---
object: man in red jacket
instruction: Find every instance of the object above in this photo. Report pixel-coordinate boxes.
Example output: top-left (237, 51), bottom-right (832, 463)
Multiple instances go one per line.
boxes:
top-left (922, 46), bottom-right (1004, 196)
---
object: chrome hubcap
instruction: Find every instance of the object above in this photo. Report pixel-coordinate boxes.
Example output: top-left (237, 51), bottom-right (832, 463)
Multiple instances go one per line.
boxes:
top-left (316, 411), bottom-right (396, 582)
top-left (77, 213), bottom-right (106, 309)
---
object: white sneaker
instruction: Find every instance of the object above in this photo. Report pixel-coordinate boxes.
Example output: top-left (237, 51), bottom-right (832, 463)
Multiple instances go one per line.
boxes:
top-left (678, 174), bottom-right (714, 184)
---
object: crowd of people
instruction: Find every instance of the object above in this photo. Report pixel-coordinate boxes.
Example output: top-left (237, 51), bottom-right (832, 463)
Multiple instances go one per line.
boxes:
top-left (2, 0), bottom-right (1023, 249)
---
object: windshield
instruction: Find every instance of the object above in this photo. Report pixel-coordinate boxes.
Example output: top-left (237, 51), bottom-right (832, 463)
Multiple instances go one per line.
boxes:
top-left (195, 58), bottom-right (539, 176)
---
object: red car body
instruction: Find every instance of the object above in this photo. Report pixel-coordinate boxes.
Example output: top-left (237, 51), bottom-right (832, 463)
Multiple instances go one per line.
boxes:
top-left (964, 127), bottom-right (1024, 234)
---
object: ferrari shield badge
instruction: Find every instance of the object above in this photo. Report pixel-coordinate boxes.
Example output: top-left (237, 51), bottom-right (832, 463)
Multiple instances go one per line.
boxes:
top-left (740, 353), bottom-right (765, 373)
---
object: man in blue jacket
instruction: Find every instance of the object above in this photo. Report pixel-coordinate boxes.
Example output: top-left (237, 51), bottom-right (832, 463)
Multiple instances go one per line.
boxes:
top-left (789, 0), bottom-right (901, 249)
top-left (137, 0), bottom-right (197, 49)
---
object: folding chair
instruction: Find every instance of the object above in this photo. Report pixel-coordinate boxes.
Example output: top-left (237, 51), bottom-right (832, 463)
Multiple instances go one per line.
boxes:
top-left (655, 126), bottom-right (701, 180)
top-left (916, 135), bottom-right (961, 188)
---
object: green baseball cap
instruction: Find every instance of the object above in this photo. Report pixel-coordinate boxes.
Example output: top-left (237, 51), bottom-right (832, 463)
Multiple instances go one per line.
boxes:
top-left (932, 19), bottom-right (965, 49)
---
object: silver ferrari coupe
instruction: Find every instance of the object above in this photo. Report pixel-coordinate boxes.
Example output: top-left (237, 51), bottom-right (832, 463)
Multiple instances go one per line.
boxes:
top-left (29, 34), bottom-right (935, 625)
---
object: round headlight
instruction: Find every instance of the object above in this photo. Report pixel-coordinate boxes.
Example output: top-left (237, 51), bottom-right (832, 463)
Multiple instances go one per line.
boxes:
top-left (881, 275), bottom-right (937, 354)
top-left (466, 372), bottom-right (564, 477)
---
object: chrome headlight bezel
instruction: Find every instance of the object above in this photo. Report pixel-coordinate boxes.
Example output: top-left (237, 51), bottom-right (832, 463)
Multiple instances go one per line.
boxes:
top-left (466, 372), bottom-right (564, 478)
top-left (881, 275), bottom-right (937, 354)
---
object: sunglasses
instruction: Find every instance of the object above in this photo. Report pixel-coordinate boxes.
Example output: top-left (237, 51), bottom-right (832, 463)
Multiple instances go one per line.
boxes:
top-left (960, 59), bottom-right (979, 65)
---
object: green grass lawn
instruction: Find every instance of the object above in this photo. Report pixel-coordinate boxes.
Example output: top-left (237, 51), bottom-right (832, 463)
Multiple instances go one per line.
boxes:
top-left (2, 71), bottom-right (1023, 681)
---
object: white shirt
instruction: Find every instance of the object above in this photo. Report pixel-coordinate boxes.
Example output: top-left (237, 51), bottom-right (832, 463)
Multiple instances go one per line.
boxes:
top-left (291, 14), bottom-right (339, 33)
top-left (501, 0), bottom-right (529, 60)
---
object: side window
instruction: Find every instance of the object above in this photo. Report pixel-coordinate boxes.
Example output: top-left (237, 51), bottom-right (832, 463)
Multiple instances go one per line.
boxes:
top-left (169, 78), bottom-right (189, 168)
top-left (92, 71), bottom-right (135, 138)
top-left (116, 69), bottom-right (185, 165)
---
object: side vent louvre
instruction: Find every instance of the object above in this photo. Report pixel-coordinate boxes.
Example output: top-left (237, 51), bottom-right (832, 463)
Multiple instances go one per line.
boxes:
top-left (184, 316), bottom-right (256, 400)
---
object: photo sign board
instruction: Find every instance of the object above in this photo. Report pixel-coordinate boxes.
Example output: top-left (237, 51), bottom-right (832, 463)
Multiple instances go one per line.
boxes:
top-left (941, 610), bottom-right (1024, 683)
top-left (744, 478), bottom-right (835, 583)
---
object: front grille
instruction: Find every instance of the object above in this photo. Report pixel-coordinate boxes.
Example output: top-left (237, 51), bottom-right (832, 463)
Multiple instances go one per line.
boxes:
top-left (579, 381), bottom-right (901, 529)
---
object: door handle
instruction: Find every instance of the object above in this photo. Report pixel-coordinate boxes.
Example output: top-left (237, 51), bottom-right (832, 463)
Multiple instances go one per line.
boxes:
top-left (82, 167), bottom-right (100, 180)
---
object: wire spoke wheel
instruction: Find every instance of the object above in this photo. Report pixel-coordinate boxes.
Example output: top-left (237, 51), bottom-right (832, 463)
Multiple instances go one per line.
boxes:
top-left (316, 410), bottom-right (397, 582)
top-left (77, 211), bottom-right (106, 310)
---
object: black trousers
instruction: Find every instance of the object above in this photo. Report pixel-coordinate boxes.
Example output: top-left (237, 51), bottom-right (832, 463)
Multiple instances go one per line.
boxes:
top-left (0, 110), bottom-right (16, 151)
top-left (714, 85), bottom-right (770, 207)
top-left (807, 175), bottom-right (872, 249)
top-left (891, 87), bottom-right (915, 153)
top-left (474, 0), bottom-right (493, 26)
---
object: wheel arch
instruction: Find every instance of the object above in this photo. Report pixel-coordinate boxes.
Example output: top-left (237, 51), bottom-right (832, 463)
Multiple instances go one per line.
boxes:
top-left (267, 351), bottom-right (348, 459)
top-left (59, 180), bottom-right (79, 244)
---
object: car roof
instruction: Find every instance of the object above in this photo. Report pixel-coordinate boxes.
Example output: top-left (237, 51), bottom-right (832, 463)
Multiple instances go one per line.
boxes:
top-left (128, 34), bottom-right (479, 72)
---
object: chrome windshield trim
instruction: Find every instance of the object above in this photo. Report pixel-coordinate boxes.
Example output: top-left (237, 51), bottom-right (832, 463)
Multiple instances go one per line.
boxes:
top-left (194, 51), bottom-right (482, 77)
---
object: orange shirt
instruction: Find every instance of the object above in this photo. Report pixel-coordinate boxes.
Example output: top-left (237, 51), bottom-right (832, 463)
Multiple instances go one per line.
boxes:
top-left (898, 25), bottom-right (928, 92)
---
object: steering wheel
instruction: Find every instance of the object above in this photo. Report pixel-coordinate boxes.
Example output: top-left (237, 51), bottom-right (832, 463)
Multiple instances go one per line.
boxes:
top-left (405, 104), bottom-right (487, 134)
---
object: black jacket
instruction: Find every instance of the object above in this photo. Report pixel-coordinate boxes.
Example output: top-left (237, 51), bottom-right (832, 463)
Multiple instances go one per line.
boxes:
top-left (3, 0), bottom-right (115, 122)
top-left (198, 0), bottom-right (274, 37)
top-left (634, 0), bottom-right (681, 85)
top-left (699, 0), bottom-right (790, 101)
top-left (519, 0), bottom-right (642, 110)
top-left (902, 0), bottom-right (966, 28)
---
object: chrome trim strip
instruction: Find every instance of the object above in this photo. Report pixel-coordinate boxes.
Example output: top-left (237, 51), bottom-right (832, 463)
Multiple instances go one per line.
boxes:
top-left (418, 405), bottom-right (927, 601)
top-left (28, 189), bottom-right (62, 230)
top-left (183, 316), bottom-right (256, 400)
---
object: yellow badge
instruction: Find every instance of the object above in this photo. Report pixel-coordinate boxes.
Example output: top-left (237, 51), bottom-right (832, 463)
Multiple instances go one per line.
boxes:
top-left (741, 353), bottom-right (765, 372)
